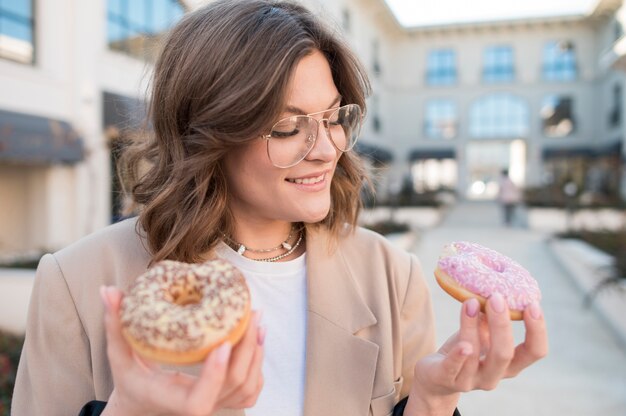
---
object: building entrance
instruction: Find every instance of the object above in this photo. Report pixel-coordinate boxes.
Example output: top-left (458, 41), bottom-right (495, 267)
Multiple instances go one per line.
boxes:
top-left (465, 139), bottom-right (526, 199)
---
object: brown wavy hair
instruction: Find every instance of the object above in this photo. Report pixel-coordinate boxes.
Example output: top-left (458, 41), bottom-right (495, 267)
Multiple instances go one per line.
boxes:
top-left (119, 0), bottom-right (371, 263)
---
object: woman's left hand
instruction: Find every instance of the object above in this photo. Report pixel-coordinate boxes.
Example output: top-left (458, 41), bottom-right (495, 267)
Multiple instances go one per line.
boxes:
top-left (406, 294), bottom-right (548, 415)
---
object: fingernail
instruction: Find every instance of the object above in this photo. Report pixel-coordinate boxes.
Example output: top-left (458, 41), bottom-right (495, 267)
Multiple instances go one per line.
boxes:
top-left (216, 342), bottom-right (232, 365)
top-left (466, 298), bottom-right (479, 318)
top-left (257, 326), bottom-right (266, 346)
top-left (254, 310), bottom-right (264, 327)
top-left (490, 293), bottom-right (505, 314)
top-left (99, 286), bottom-right (110, 312)
top-left (529, 301), bottom-right (542, 320)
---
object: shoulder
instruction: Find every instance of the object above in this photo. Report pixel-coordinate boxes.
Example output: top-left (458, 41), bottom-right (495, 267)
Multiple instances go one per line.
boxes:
top-left (338, 226), bottom-right (415, 274)
top-left (50, 217), bottom-right (151, 290)
top-left (336, 226), bottom-right (422, 300)
top-left (54, 217), bottom-right (146, 261)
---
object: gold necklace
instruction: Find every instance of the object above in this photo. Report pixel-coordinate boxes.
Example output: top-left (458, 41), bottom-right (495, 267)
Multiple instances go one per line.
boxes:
top-left (223, 225), bottom-right (296, 255)
top-left (254, 231), bottom-right (304, 262)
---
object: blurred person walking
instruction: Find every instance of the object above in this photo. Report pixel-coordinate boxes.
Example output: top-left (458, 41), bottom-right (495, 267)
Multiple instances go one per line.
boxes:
top-left (498, 169), bottom-right (522, 227)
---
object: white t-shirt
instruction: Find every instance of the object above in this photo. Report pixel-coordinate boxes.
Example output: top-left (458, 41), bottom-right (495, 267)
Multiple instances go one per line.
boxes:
top-left (216, 242), bottom-right (307, 416)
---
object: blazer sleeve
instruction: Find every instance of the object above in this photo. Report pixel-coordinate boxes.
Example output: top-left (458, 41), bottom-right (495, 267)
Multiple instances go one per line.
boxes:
top-left (398, 254), bottom-right (437, 400)
top-left (12, 253), bottom-right (96, 416)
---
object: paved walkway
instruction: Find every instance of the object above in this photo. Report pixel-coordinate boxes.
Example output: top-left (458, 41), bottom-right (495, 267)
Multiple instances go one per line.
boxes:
top-left (412, 201), bottom-right (626, 416)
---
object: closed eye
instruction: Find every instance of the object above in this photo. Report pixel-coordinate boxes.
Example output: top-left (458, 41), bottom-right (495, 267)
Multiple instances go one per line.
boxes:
top-left (272, 128), bottom-right (300, 138)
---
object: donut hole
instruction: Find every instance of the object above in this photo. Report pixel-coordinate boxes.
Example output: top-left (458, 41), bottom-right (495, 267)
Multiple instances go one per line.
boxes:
top-left (167, 284), bottom-right (202, 306)
top-left (478, 255), bottom-right (506, 273)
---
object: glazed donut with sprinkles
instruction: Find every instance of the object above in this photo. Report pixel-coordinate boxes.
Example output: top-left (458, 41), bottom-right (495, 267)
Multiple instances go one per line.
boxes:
top-left (120, 259), bottom-right (251, 365)
top-left (435, 241), bottom-right (541, 320)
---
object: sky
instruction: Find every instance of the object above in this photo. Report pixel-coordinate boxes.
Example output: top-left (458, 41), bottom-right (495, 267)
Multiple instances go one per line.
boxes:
top-left (384, 0), bottom-right (600, 28)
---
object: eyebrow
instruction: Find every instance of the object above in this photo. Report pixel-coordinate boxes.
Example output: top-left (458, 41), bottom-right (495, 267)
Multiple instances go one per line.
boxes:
top-left (284, 94), bottom-right (342, 116)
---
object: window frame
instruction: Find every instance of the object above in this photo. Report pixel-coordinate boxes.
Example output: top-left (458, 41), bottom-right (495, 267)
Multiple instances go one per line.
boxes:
top-left (0, 0), bottom-right (36, 65)
top-left (424, 99), bottom-right (458, 140)
top-left (425, 49), bottom-right (457, 87)
top-left (542, 40), bottom-right (577, 82)
top-left (482, 45), bottom-right (514, 83)
top-left (540, 94), bottom-right (576, 138)
top-left (469, 94), bottom-right (529, 139)
top-left (107, 0), bottom-right (185, 60)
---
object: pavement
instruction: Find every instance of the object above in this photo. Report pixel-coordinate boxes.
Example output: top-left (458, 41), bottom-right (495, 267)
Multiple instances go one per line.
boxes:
top-left (2, 202), bottom-right (626, 415)
top-left (411, 201), bottom-right (626, 416)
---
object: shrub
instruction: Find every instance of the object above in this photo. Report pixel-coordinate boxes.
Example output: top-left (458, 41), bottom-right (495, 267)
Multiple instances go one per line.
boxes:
top-left (0, 331), bottom-right (24, 415)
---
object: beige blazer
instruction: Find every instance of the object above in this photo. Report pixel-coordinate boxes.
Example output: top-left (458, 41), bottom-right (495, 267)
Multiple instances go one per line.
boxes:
top-left (12, 219), bottom-right (436, 416)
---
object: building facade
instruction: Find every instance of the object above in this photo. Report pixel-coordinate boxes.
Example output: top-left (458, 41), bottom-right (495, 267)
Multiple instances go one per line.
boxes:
top-left (307, 0), bottom-right (626, 202)
top-left (0, 0), bottom-right (624, 256)
top-left (0, 0), bottom-right (185, 255)
top-left (385, 0), bottom-right (625, 201)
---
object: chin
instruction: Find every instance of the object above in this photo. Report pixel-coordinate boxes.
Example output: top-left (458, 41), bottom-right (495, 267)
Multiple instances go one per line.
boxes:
top-left (298, 205), bottom-right (331, 224)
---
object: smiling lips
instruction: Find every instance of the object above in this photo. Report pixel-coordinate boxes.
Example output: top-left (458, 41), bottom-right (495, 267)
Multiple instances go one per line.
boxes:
top-left (286, 173), bottom-right (325, 185)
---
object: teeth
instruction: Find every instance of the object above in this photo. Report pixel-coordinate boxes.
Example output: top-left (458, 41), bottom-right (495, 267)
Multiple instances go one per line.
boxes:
top-left (288, 174), bottom-right (324, 185)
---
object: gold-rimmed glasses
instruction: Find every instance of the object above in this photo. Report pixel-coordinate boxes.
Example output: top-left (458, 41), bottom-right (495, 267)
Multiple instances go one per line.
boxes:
top-left (262, 103), bottom-right (362, 168)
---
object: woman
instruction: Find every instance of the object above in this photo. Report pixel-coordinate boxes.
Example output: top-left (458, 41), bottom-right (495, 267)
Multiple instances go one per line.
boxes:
top-left (12, 1), bottom-right (548, 415)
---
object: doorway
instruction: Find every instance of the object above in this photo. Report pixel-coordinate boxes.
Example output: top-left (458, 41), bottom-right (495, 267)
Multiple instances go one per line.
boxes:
top-left (465, 139), bottom-right (526, 199)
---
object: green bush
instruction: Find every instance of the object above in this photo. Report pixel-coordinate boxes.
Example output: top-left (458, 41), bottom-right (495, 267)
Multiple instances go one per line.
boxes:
top-left (0, 331), bottom-right (24, 415)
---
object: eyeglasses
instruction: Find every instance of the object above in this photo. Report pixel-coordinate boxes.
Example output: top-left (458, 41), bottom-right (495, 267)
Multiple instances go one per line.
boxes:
top-left (262, 103), bottom-right (362, 168)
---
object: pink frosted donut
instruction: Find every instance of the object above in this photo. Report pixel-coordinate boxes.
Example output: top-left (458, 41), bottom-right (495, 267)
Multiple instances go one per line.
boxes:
top-left (434, 241), bottom-right (541, 320)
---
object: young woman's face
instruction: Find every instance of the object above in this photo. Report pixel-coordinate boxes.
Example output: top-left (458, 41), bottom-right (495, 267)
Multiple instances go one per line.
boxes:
top-left (224, 50), bottom-right (342, 225)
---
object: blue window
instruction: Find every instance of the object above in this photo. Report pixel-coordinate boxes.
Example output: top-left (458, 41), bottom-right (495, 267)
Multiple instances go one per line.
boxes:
top-left (0, 0), bottom-right (34, 64)
top-left (107, 0), bottom-right (185, 60)
top-left (542, 41), bottom-right (577, 82)
top-left (469, 94), bottom-right (529, 139)
top-left (426, 49), bottom-right (456, 86)
top-left (541, 95), bottom-right (575, 137)
top-left (425, 100), bottom-right (457, 139)
top-left (483, 46), bottom-right (514, 83)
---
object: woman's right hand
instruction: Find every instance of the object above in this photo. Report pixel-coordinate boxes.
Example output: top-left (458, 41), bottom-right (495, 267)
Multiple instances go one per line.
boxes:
top-left (100, 286), bottom-right (265, 416)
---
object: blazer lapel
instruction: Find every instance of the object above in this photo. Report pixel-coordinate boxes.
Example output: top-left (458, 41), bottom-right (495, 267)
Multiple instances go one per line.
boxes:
top-left (303, 227), bottom-right (379, 416)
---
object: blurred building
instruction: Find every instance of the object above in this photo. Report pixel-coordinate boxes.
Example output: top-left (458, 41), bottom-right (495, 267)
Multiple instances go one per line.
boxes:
top-left (0, 0), bottom-right (186, 255)
top-left (1, 0), bottom-right (625, 256)
top-left (308, 0), bottom-right (626, 201)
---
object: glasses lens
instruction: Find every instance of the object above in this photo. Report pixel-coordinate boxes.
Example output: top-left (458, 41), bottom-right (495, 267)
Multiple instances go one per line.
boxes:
top-left (266, 104), bottom-right (363, 168)
top-left (267, 116), bottom-right (318, 168)
top-left (327, 104), bottom-right (362, 152)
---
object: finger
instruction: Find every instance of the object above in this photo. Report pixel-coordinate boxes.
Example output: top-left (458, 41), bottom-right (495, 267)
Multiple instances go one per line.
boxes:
top-left (454, 299), bottom-right (481, 389)
top-left (222, 326), bottom-right (266, 408)
top-left (436, 341), bottom-right (473, 386)
top-left (221, 311), bottom-right (262, 397)
top-left (505, 301), bottom-right (548, 377)
top-left (479, 293), bottom-right (514, 390)
top-left (184, 342), bottom-right (232, 414)
top-left (101, 286), bottom-right (134, 369)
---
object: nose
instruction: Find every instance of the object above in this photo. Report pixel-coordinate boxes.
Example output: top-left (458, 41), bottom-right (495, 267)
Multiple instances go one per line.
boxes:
top-left (305, 119), bottom-right (338, 163)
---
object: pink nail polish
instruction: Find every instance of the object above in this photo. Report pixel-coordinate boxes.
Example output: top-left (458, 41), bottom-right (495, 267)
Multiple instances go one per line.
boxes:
top-left (490, 293), bottom-right (505, 313)
top-left (257, 326), bottom-right (266, 346)
top-left (254, 310), bottom-right (264, 327)
top-left (529, 302), bottom-right (542, 320)
top-left (466, 298), bottom-right (479, 318)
